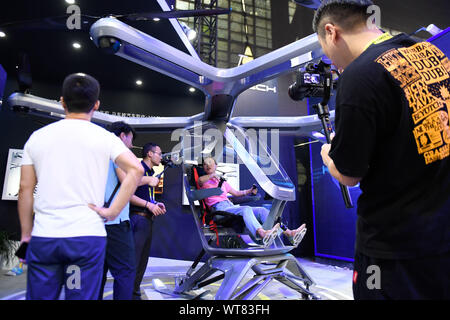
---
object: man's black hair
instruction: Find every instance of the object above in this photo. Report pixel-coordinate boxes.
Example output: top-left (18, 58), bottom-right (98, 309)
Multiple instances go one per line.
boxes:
top-left (62, 73), bottom-right (100, 113)
top-left (108, 121), bottom-right (136, 140)
top-left (312, 0), bottom-right (374, 37)
top-left (142, 142), bottom-right (159, 159)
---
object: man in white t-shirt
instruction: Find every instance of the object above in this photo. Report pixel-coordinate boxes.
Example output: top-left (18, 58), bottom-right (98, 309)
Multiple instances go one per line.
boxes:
top-left (17, 73), bottom-right (144, 300)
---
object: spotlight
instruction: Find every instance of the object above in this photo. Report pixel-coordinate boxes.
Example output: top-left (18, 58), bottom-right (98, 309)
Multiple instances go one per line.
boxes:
top-left (180, 22), bottom-right (197, 41)
top-left (0, 31), bottom-right (6, 38)
top-left (426, 24), bottom-right (443, 36)
top-left (153, 18), bottom-right (161, 22)
top-left (72, 42), bottom-right (81, 49)
top-left (189, 87), bottom-right (196, 93)
top-left (136, 80), bottom-right (143, 86)
top-left (65, 0), bottom-right (76, 4)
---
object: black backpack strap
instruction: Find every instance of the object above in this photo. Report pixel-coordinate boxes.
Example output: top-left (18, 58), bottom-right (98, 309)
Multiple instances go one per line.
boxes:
top-left (104, 182), bottom-right (120, 208)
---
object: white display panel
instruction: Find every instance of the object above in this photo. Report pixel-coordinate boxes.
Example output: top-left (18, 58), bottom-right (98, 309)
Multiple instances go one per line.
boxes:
top-left (2, 149), bottom-right (23, 201)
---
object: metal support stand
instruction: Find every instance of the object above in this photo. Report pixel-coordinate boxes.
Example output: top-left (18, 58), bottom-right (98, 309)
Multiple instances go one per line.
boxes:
top-left (174, 254), bottom-right (319, 300)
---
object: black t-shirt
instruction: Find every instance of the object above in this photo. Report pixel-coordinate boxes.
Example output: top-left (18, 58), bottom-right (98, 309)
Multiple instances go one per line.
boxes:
top-left (329, 34), bottom-right (450, 259)
top-left (130, 161), bottom-right (155, 214)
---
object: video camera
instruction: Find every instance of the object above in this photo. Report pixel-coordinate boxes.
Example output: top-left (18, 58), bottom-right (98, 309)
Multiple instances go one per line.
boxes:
top-left (161, 153), bottom-right (177, 168)
top-left (155, 153), bottom-right (179, 178)
top-left (288, 59), bottom-right (336, 101)
top-left (288, 58), bottom-right (353, 209)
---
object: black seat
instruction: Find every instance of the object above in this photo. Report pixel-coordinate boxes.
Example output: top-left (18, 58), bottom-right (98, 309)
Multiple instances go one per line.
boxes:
top-left (188, 164), bottom-right (257, 247)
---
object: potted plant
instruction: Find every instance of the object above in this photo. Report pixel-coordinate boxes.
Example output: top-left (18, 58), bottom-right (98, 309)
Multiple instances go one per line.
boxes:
top-left (0, 230), bottom-right (15, 270)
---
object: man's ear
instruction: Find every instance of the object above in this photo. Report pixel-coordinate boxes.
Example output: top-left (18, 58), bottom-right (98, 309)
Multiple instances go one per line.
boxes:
top-left (93, 100), bottom-right (100, 111)
top-left (324, 23), bottom-right (338, 44)
top-left (60, 96), bottom-right (68, 112)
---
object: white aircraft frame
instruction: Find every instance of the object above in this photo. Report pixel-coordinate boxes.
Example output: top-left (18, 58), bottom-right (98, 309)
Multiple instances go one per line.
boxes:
top-left (7, 0), bottom-right (334, 136)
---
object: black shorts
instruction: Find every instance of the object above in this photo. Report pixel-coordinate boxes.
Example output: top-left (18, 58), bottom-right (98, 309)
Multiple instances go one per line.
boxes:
top-left (352, 250), bottom-right (450, 300)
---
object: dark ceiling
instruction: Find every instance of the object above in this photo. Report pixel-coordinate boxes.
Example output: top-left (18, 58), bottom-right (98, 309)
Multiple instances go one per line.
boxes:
top-left (0, 0), bottom-right (449, 104)
top-left (0, 0), bottom-right (202, 97)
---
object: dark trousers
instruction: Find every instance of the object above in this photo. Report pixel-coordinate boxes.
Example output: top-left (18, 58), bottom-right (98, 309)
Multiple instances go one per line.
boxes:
top-left (26, 236), bottom-right (106, 300)
top-left (130, 213), bottom-right (153, 299)
top-left (353, 250), bottom-right (450, 300)
top-left (98, 220), bottom-right (136, 300)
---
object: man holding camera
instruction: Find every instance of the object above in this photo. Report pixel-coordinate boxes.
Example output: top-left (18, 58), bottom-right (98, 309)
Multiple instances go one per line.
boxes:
top-left (129, 142), bottom-right (167, 300)
top-left (316, 0), bottom-right (450, 299)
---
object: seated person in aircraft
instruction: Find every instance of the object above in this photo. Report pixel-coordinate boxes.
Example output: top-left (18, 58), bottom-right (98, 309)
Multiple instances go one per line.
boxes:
top-left (198, 157), bottom-right (306, 247)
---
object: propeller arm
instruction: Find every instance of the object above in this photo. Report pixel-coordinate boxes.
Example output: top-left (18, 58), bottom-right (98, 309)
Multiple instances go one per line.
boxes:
top-left (123, 8), bottom-right (232, 21)
top-left (292, 0), bottom-right (322, 10)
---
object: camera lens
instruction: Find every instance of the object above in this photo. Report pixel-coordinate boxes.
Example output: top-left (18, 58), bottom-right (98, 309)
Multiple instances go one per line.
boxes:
top-left (98, 37), bottom-right (122, 54)
top-left (288, 82), bottom-right (307, 101)
top-left (288, 82), bottom-right (300, 101)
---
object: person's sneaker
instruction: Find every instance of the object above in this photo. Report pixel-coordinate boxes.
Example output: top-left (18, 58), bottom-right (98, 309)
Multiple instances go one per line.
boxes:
top-left (5, 266), bottom-right (24, 276)
top-left (12, 267), bottom-right (24, 275)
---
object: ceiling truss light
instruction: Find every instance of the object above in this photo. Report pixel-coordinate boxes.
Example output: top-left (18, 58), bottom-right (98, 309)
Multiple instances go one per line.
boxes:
top-left (0, 31), bottom-right (6, 38)
top-left (180, 22), bottom-right (197, 41)
top-left (136, 80), bottom-right (143, 86)
top-left (65, 0), bottom-right (76, 4)
top-left (189, 87), bottom-right (196, 93)
top-left (72, 42), bottom-right (81, 49)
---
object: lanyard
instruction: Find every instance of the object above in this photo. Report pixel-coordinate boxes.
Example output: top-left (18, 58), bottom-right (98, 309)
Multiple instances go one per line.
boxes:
top-left (363, 33), bottom-right (393, 52)
top-left (145, 170), bottom-right (155, 203)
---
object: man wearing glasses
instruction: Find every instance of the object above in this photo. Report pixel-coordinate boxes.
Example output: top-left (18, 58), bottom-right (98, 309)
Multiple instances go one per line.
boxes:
top-left (129, 142), bottom-right (167, 300)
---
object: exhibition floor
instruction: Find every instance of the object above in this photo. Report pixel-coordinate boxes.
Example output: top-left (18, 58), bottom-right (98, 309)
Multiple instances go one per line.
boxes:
top-left (0, 257), bottom-right (353, 300)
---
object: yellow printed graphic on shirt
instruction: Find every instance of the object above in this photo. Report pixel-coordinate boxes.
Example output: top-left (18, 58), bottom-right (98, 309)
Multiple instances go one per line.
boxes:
top-left (375, 42), bottom-right (450, 165)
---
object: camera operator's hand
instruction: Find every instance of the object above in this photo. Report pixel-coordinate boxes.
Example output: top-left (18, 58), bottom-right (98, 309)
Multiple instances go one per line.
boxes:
top-left (330, 132), bottom-right (335, 141)
top-left (320, 143), bottom-right (332, 167)
top-left (321, 132), bottom-right (335, 167)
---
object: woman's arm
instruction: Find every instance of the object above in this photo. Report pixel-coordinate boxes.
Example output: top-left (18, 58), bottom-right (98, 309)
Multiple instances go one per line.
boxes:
top-left (227, 186), bottom-right (252, 197)
top-left (198, 173), bottom-right (219, 187)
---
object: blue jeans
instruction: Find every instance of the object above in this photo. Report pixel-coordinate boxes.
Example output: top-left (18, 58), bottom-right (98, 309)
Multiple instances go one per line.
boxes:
top-left (26, 236), bottom-right (106, 300)
top-left (212, 200), bottom-right (269, 237)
